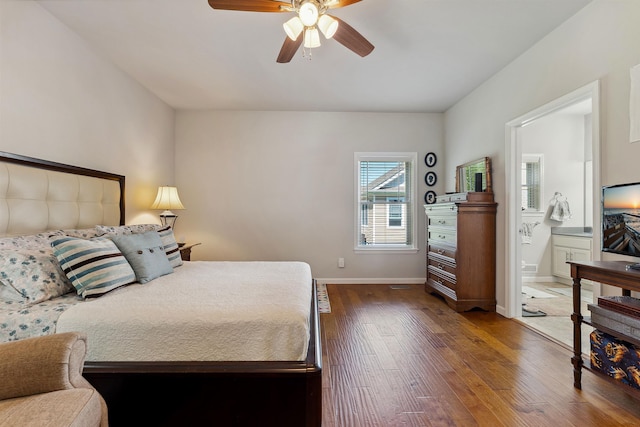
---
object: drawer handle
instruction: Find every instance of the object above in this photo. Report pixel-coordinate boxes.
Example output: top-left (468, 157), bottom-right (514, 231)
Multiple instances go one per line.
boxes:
top-left (437, 220), bottom-right (446, 224)
top-left (435, 280), bottom-right (443, 286)
top-left (436, 249), bottom-right (445, 255)
top-left (439, 234), bottom-right (446, 239)
top-left (437, 263), bottom-right (444, 270)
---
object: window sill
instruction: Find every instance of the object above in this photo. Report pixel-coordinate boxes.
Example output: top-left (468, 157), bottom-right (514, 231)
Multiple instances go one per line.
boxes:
top-left (354, 247), bottom-right (419, 255)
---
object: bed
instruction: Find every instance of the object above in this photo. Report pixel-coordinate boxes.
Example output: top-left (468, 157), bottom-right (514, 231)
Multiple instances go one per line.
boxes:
top-left (0, 151), bottom-right (322, 426)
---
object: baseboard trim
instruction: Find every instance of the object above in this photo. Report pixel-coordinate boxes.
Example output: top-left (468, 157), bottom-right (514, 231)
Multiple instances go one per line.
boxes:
top-left (315, 278), bottom-right (426, 286)
top-left (522, 275), bottom-right (557, 283)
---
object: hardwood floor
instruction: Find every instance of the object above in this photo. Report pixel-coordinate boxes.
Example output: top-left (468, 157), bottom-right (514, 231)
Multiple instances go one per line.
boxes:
top-left (320, 284), bottom-right (640, 426)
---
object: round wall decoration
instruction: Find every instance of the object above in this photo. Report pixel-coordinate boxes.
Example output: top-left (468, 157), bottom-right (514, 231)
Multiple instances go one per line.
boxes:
top-left (424, 171), bottom-right (437, 186)
top-left (424, 191), bottom-right (436, 204)
top-left (424, 152), bottom-right (437, 167)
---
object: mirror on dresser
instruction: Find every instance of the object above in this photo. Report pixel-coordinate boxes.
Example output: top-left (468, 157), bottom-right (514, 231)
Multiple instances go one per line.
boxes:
top-left (455, 157), bottom-right (492, 193)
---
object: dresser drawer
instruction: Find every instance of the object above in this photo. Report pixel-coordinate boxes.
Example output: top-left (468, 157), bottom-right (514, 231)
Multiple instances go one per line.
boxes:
top-left (424, 202), bottom-right (458, 215)
top-left (427, 269), bottom-right (456, 297)
top-left (427, 257), bottom-right (456, 278)
top-left (428, 228), bottom-right (457, 246)
top-left (428, 215), bottom-right (457, 227)
top-left (428, 243), bottom-right (456, 263)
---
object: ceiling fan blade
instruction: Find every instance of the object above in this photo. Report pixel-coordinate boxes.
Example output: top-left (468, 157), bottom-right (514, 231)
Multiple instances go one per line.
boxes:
top-left (208, 0), bottom-right (290, 13)
top-left (331, 16), bottom-right (374, 57)
top-left (277, 35), bottom-right (303, 63)
top-left (327, 0), bottom-right (362, 9)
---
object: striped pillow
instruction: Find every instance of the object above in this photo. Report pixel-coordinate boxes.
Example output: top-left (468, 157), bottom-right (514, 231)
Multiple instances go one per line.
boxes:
top-left (51, 237), bottom-right (136, 298)
top-left (157, 226), bottom-right (183, 268)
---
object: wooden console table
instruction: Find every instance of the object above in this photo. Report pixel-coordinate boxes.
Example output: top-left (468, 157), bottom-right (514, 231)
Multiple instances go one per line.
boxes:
top-left (569, 260), bottom-right (640, 389)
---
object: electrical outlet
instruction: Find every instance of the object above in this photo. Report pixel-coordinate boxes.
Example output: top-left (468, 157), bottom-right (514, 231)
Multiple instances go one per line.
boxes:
top-left (338, 258), bottom-right (345, 268)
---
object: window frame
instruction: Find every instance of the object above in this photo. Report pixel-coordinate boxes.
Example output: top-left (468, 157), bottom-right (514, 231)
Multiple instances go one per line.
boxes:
top-left (386, 197), bottom-right (405, 228)
top-left (521, 154), bottom-right (544, 213)
top-left (354, 152), bottom-right (418, 253)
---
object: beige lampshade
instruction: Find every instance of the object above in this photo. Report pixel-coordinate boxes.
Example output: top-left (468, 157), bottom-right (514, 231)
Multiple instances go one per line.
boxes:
top-left (151, 186), bottom-right (185, 214)
top-left (284, 16), bottom-right (304, 41)
top-left (304, 28), bottom-right (321, 49)
top-left (318, 15), bottom-right (338, 39)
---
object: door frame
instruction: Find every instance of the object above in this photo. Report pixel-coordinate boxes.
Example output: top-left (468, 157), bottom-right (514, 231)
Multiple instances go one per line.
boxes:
top-left (503, 80), bottom-right (601, 318)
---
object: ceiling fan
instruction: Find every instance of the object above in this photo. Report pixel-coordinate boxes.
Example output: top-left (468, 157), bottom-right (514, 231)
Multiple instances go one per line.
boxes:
top-left (207, 0), bottom-right (374, 63)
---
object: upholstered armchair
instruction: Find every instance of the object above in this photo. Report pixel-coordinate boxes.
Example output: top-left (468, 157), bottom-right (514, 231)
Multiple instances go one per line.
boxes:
top-left (0, 332), bottom-right (108, 427)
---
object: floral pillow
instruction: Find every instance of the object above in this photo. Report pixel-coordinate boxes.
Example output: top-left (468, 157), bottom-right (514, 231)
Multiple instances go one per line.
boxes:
top-left (0, 232), bottom-right (66, 251)
top-left (96, 224), bottom-right (160, 237)
top-left (0, 249), bottom-right (74, 305)
top-left (0, 228), bottom-right (99, 251)
top-left (0, 281), bottom-right (27, 306)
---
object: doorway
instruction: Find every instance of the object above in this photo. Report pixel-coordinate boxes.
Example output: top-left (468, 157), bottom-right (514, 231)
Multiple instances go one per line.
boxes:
top-left (504, 81), bottom-right (601, 349)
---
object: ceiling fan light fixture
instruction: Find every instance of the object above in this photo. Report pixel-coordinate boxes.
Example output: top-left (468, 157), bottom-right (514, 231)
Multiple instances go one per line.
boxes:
top-left (299, 2), bottom-right (319, 27)
top-left (303, 27), bottom-right (321, 48)
top-left (283, 16), bottom-right (304, 41)
top-left (318, 14), bottom-right (338, 39)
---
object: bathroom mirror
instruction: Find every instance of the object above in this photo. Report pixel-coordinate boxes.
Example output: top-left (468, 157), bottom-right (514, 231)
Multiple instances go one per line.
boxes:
top-left (455, 157), bottom-right (492, 193)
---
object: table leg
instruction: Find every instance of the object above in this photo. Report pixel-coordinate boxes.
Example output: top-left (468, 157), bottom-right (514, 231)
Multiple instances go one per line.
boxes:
top-left (571, 276), bottom-right (583, 389)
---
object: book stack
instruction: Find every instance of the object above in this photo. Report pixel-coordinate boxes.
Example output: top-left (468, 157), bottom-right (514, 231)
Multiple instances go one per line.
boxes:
top-left (588, 295), bottom-right (640, 342)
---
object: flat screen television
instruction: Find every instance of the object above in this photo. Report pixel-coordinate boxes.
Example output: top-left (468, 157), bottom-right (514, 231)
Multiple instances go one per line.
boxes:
top-left (602, 182), bottom-right (640, 260)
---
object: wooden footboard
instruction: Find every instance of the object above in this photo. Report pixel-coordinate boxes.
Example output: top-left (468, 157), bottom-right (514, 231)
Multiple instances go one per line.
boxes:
top-left (83, 281), bottom-right (322, 427)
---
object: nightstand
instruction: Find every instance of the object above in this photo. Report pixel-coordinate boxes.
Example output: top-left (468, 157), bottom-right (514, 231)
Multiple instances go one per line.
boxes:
top-left (179, 243), bottom-right (201, 261)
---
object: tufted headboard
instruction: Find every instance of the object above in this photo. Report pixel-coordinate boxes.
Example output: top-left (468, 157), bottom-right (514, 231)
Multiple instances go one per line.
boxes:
top-left (0, 151), bottom-right (125, 236)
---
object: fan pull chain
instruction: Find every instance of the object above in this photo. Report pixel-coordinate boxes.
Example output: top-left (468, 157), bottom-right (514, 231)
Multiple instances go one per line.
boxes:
top-left (302, 46), bottom-right (313, 61)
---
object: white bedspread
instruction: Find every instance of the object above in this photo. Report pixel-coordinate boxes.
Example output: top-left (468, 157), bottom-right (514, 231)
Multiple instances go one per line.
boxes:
top-left (56, 261), bottom-right (312, 362)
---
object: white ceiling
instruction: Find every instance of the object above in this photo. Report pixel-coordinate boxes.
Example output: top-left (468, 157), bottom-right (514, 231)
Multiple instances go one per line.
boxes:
top-left (37, 0), bottom-right (592, 113)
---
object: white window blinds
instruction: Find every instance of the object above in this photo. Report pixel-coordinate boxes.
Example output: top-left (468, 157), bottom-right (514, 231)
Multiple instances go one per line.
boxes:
top-left (355, 153), bottom-right (417, 250)
top-left (521, 155), bottom-right (543, 211)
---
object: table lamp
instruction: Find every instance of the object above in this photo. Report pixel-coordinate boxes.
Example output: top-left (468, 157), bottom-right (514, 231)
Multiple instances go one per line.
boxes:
top-left (150, 186), bottom-right (185, 229)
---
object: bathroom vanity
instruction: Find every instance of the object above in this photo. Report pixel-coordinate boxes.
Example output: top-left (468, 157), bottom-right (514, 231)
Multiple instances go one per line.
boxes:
top-left (551, 227), bottom-right (593, 284)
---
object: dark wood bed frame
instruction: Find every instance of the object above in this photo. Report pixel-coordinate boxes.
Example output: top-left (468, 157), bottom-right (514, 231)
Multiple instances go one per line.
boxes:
top-left (0, 152), bottom-right (322, 427)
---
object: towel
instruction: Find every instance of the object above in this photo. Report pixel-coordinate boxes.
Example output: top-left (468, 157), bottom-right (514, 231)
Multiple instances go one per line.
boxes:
top-left (550, 199), bottom-right (571, 221)
top-left (521, 221), bottom-right (540, 244)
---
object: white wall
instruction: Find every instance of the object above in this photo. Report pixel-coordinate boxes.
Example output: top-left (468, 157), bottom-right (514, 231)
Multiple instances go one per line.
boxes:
top-left (444, 0), bottom-right (640, 311)
top-left (0, 1), bottom-right (175, 224)
top-left (175, 110), bottom-right (443, 281)
top-left (521, 113), bottom-right (587, 278)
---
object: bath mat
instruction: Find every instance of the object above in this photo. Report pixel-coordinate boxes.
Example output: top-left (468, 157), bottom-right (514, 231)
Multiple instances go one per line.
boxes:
top-left (522, 286), bottom-right (557, 299)
top-left (547, 287), bottom-right (592, 302)
top-left (522, 306), bottom-right (547, 317)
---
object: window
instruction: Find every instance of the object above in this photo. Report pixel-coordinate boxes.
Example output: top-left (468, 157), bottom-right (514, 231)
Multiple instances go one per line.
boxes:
top-left (522, 154), bottom-right (543, 212)
top-left (361, 204), bottom-right (369, 226)
top-left (387, 197), bottom-right (404, 227)
top-left (355, 152), bottom-right (417, 251)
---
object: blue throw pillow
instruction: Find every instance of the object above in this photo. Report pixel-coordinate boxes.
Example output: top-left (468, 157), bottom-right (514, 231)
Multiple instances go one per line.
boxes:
top-left (110, 231), bottom-right (173, 284)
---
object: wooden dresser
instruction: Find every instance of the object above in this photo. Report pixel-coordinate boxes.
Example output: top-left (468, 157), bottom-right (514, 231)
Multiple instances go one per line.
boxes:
top-left (424, 192), bottom-right (497, 312)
